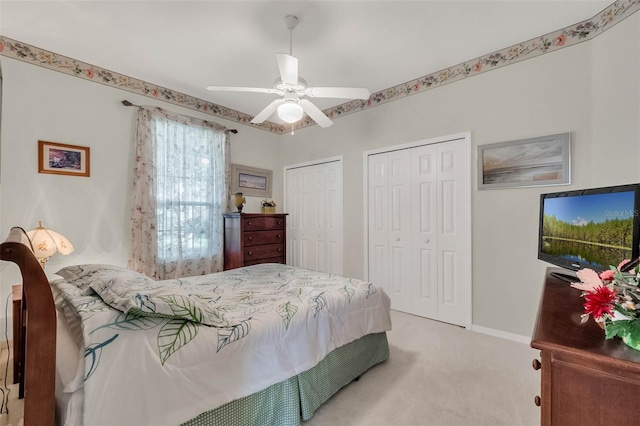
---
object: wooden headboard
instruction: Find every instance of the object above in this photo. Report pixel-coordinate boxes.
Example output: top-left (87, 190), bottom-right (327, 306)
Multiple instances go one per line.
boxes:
top-left (0, 227), bottom-right (55, 425)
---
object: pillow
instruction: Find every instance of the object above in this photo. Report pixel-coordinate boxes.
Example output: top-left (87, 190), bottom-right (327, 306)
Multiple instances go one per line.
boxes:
top-left (56, 264), bottom-right (154, 296)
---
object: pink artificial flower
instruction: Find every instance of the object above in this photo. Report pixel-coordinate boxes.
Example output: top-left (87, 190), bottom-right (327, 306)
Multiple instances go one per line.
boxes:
top-left (618, 259), bottom-right (631, 270)
top-left (152, 88), bottom-right (159, 97)
top-left (413, 83), bottom-right (420, 91)
top-left (86, 68), bottom-right (94, 79)
top-left (555, 34), bottom-right (566, 46)
top-left (474, 61), bottom-right (482, 72)
top-left (0, 42), bottom-right (4, 53)
top-left (599, 269), bottom-right (616, 282)
top-left (571, 268), bottom-right (604, 292)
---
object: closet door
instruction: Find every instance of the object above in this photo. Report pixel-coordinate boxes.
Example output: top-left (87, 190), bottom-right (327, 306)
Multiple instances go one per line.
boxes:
top-left (368, 151), bottom-right (412, 313)
top-left (324, 161), bottom-right (343, 274)
top-left (286, 160), bottom-right (343, 275)
top-left (435, 139), bottom-right (469, 326)
top-left (410, 144), bottom-right (438, 318)
top-left (367, 153), bottom-right (390, 301)
top-left (366, 135), bottom-right (471, 327)
top-left (387, 149), bottom-right (413, 313)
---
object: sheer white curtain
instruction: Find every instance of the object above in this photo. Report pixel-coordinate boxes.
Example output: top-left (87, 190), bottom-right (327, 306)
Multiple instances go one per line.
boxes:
top-left (129, 107), bottom-right (230, 279)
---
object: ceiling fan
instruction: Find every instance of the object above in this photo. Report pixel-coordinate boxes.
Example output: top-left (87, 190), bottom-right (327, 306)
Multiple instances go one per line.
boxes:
top-left (206, 15), bottom-right (370, 128)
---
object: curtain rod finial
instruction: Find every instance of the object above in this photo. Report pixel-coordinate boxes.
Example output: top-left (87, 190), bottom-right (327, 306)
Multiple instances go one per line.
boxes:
top-left (121, 100), bottom-right (133, 107)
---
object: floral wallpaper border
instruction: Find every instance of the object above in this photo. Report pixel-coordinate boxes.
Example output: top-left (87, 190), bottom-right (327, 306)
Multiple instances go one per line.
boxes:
top-left (0, 0), bottom-right (637, 135)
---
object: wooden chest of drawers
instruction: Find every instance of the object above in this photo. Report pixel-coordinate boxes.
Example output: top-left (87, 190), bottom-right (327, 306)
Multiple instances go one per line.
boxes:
top-left (223, 213), bottom-right (287, 270)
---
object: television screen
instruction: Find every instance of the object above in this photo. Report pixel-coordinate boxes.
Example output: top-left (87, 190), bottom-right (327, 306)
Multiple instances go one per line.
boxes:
top-left (538, 184), bottom-right (640, 273)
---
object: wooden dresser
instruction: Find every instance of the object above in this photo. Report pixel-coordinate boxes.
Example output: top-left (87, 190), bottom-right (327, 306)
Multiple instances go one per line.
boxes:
top-left (531, 268), bottom-right (640, 425)
top-left (223, 213), bottom-right (287, 270)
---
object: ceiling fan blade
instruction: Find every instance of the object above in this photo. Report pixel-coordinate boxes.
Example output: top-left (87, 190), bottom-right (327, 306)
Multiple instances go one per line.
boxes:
top-left (305, 87), bottom-right (370, 100)
top-left (206, 86), bottom-right (277, 94)
top-left (299, 99), bottom-right (333, 128)
top-left (251, 99), bottom-right (286, 124)
top-left (276, 53), bottom-right (298, 85)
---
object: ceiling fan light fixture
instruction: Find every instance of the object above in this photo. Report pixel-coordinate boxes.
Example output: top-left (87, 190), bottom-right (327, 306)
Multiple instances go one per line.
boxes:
top-left (277, 102), bottom-right (304, 123)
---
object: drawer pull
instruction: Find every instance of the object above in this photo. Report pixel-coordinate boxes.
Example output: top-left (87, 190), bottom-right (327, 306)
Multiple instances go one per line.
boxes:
top-left (247, 221), bottom-right (252, 226)
top-left (534, 396), bottom-right (541, 407)
top-left (248, 251), bottom-right (253, 256)
top-left (277, 248), bottom-right (282, 252)
top-left (247, 236), bottom-right (253, 241)
top-left (532, 359), bottom-right (541, 371)
top-left (277, 221), bottom-right (282, 225)
top-left (277, 234), bottom-right (282, 239)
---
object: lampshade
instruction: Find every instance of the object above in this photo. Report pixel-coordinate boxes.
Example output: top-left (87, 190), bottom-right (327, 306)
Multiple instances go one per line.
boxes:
top-left (26, 221), bottom-right (74, 267)
top-left (277, 102), bottom-right (304, 123)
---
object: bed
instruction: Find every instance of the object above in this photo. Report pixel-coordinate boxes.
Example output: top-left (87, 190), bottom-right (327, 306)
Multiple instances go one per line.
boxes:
top-left (1, 227), bottom-right (391, 425)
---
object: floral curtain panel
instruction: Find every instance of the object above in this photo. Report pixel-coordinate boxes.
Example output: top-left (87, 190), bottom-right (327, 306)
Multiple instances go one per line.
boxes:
top-left (129, 107), bottom-right (230, 279)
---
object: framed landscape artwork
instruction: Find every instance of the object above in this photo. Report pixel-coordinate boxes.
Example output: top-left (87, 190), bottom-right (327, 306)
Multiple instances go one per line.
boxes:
top-left (231, 163), bottom-right (272, 197)
top-left (38, 140), bottom-right (90, 177)
top-left (477, 133), bottom-right (570, 190)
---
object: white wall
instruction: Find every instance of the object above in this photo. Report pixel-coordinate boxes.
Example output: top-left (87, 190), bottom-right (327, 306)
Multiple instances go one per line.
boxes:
top-left (276, 14), bottom-right (640, 338)
top-left (0, 57), bottom-right (282, 320)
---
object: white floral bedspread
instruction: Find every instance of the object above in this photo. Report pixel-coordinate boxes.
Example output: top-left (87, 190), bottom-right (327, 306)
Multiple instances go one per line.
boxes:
top-left (52, 263), bottom-right (392, 426)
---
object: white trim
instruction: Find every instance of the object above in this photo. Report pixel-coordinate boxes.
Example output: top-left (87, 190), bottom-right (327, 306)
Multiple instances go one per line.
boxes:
top-left (362, 132), bottom-right (472, 328)
top-left (283, 155), bottom-right (342, 171)
top-left (471, 324), bottom-right (532, 345)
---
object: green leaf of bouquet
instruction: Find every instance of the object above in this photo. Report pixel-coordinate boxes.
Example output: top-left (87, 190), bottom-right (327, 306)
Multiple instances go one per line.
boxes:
top-left (627, 323), bottom-right (640, 347)
top-left (604, 320), bottom-right (632, 339)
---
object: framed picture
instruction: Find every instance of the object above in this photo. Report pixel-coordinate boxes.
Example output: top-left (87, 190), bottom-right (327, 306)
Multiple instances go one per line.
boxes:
top-left (477, 133), bottom-right (570, 190)
top-left (231, 163), bottom-right (272, 197)
top-left (38, 140), bottom-right (90, 177)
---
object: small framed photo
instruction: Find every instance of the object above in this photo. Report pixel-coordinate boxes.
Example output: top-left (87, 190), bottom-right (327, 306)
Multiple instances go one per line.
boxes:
top-left (38, 140), bottom-right (90, 177)
top-left (477, 133), bottom-right (570, 190)
top-left (231, 163), bottom-right (272, 197)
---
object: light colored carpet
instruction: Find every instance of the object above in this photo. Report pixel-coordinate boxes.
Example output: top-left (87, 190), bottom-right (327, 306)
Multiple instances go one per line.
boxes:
top-left (305, 310), bottom-right (541, 426)
top-left (0, 310), bottom-right (540, 426)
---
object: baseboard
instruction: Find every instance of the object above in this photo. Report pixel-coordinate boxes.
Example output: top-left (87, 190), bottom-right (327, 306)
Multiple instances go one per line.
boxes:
top-left (470, 324), bottom-right (531, 345)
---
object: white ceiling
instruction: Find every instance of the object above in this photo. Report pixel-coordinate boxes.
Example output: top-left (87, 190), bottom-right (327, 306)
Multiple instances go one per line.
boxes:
top-left (0, 1), bottom-right (612, 124)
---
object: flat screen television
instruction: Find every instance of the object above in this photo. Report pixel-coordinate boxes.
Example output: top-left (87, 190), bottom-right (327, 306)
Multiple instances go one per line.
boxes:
top-left (538, 183), bottom-right (640, 281)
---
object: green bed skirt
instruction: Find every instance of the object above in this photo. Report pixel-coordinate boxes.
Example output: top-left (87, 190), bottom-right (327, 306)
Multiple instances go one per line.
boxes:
top-left (182, 332), bottom-right (389, 426)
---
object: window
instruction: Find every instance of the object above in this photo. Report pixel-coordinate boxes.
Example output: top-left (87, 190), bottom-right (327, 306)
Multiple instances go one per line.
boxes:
top-left (130, 107), bottom-right (229, 279)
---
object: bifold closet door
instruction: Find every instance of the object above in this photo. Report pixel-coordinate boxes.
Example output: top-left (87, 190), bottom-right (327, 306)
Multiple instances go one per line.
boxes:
top-left (433, 139), bottom-right (469, 326)
top-left (286, 161), bottom-right (343, 275)
top-left (410, 144), bottom-right (438, 319)
top-left (367, 150), bottom-right (412, 314)
top-left (367, 138), bottom-right (469, 327)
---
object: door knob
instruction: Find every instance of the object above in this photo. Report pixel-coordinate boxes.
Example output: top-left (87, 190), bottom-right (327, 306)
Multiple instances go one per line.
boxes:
top-left (532, 359), bottom-right (541, 370)
top-left (248, 251), bottom-right (253, 256)
top-left (534, 396), bottom-right (541, 407)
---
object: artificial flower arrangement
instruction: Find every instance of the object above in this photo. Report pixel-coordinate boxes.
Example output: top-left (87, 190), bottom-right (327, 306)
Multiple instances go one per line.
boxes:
top-left (261, 199), bottom-right (276, 213)
top-left (571, 258), bottom-right (640, 350)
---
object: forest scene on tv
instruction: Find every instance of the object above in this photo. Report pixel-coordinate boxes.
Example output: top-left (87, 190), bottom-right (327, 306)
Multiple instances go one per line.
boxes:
top-left (541, 192), bottom-right (635, 270)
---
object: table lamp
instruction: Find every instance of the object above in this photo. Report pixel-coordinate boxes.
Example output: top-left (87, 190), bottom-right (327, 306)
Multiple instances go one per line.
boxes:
top-left (26, 221), bottom-right (74, 268)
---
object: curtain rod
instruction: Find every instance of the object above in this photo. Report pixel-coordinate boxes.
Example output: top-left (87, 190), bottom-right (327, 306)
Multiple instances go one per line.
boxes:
top-left (121, 100), bottom-right (238, 134)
